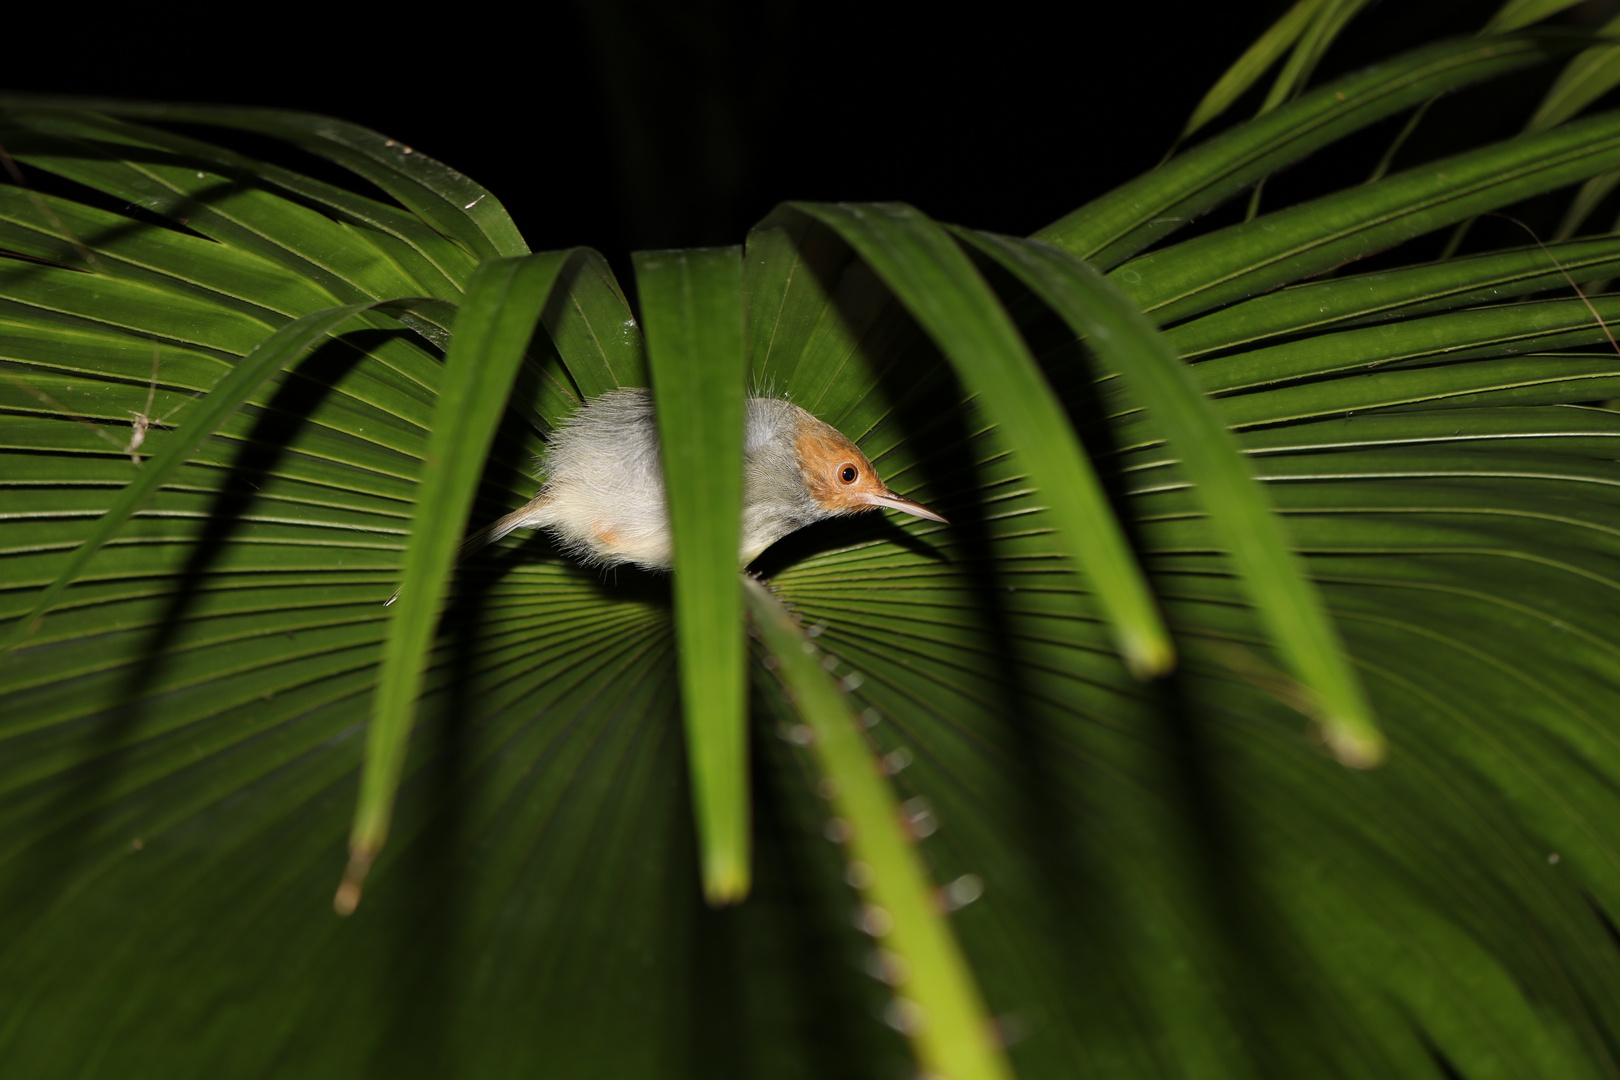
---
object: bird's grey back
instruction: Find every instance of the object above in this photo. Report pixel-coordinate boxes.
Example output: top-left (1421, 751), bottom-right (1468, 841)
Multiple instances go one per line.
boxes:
top-left (543, 387), bottom-right (664, 501)
top-left (531, 387), bottom-right (830, 567)
top-left (544, 389), bottom-right (810, 496)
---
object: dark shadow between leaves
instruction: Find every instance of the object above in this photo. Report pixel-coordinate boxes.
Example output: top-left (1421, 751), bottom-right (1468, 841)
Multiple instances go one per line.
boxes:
top-left (678, 674), bottom-right (909, 1079)
top-left (747, 510), bottom-right (945, 580)
top-left (365, 523), bottom-right (496, 1076)
top-left (1413, 1023), bottom-right (1471, 1080)
top-left (452, 523), bottom-right (674, 610)
top-left (1152, 671), bottom-right (1350, 1079)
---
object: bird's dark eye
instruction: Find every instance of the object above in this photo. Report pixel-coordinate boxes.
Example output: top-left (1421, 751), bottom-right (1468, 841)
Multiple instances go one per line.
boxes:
top-left (839, 464), bottom-right (858, 484)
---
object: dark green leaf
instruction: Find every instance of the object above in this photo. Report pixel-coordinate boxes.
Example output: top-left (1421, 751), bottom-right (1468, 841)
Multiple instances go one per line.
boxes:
top-left (1254, 0), bottom-right (1376, 118)
top-left (3, 98), bottom-right (524, 263)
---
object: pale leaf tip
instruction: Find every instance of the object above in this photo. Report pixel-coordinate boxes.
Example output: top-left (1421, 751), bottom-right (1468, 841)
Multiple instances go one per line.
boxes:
top-left (1323, 724), bottom-right (1386, 770)
top-left (333, 878), bottom-right (362, 917)
top-left (333, 849), bottom-right (375, 917)
top-left (1123, 634), bottom-right (1177, 680)
top-left (702, 862), bottom-right (751, 908)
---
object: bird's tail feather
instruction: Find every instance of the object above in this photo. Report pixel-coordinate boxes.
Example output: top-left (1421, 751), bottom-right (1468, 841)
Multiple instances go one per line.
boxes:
top-left (458, 499), bottom-right (548, 560)
top-left (384, 494), bottom-right (552, 606)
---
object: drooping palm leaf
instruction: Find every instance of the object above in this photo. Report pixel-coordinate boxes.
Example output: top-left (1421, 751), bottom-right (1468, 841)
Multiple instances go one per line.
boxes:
top-left (786, 201), bottom-right (1173, 676)
top-left (952, 227), bottom-right (1380, 764)
top-left (637, 245), bottom-right (752, 903)
top-left (8, 10), bottom-right (1620, 1078)
top-left (746, 574), bottom-right (1012, 1080)
top-left (344, 253), bottom-right (572, 914)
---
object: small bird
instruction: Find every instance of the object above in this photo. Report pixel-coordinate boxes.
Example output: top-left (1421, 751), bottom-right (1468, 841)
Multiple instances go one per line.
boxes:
top-left (462, 387), bottom-right (945, 570)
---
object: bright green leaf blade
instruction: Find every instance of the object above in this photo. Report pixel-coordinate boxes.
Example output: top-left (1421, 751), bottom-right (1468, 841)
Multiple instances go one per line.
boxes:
top-left (1181, 0), bottom-right (1323, 138)
top-left (634, 246), bottom-right (751, 904)
top-left (0, 297), bottom-right (451, 661)
top-left (0, 184), bottom-right (329, 322)
top-left (1156, 297), bottom-right (1620, 410)
top-left (1257, 0), bottom-right (1375, 116)
top-left (0, 105), bottom-right (482, 290)
top-left (159, 105), bottom-right (529, 260)
top-left (742, 208), bottom-right (923, 429)
top-left (1, 113), bottom-right (461, 310)
top-left (744, 208), bottom-right (864, 390)
top-left (0, 261), bottom-right (276, 355)
top-left (0, 266), bottom-right (462, 470)
top-left (1114, 109), bottom-right (1620, 325)
top-left (56, 109), bottom-right (481, 295)
top-left (544, 248), bottom-right (648, 396)
top-left (1528, 16), bottom-right (1620, 131)
top-left (959, 229), bottom-right (1380, 764)
top-left (1101, 353), bottom-right (1620, 442)
top-left (3, 98), bottom-right (526, 263)
top-left (1165, 235), bottom-right (1620, 357)
top-left (793, 201), bottom-right (1175, 677)
top-left (342, 253), bottom-right (569, 912)
top-left (1039, 35), bottom-right (1557, 267)
top-left (745, 575), bottom-right (1013, 1080)
top-left (0, 173), bottom-right (460, 353)
top-left (1231, 403), bottom-right (1620, 460)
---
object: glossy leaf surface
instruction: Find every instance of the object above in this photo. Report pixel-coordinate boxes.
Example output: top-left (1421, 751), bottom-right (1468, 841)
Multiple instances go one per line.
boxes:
top-left (7, 18), bottom-right (1620, 1079)
top-left (790, 201), bottom-right (1174, 677)
top-left (955, 229), bottom-right (1380, 764)
top-left (1114, 109), bottom-right (1620, 323)
top-left (344, 254), bottom-right (570, 913)
top-left (637, 245), bottom-right (752, 903)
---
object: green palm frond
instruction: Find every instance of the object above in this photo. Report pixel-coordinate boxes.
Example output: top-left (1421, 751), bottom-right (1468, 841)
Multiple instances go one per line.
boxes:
top-left (8, 9), bottom-right (1620, 1076)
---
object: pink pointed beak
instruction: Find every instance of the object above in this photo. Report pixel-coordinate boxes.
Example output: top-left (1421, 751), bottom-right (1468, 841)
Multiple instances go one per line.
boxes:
top-left (861, 490), bottom-right (948, 524)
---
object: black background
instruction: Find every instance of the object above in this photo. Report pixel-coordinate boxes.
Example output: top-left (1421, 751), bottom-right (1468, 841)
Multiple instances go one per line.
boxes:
top-left (4, 1), bottom-right (1616, 268)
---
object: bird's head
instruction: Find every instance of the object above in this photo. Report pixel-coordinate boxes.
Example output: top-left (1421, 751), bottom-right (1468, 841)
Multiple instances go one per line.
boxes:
top-left (793, 415), bottom-right (947, 524)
